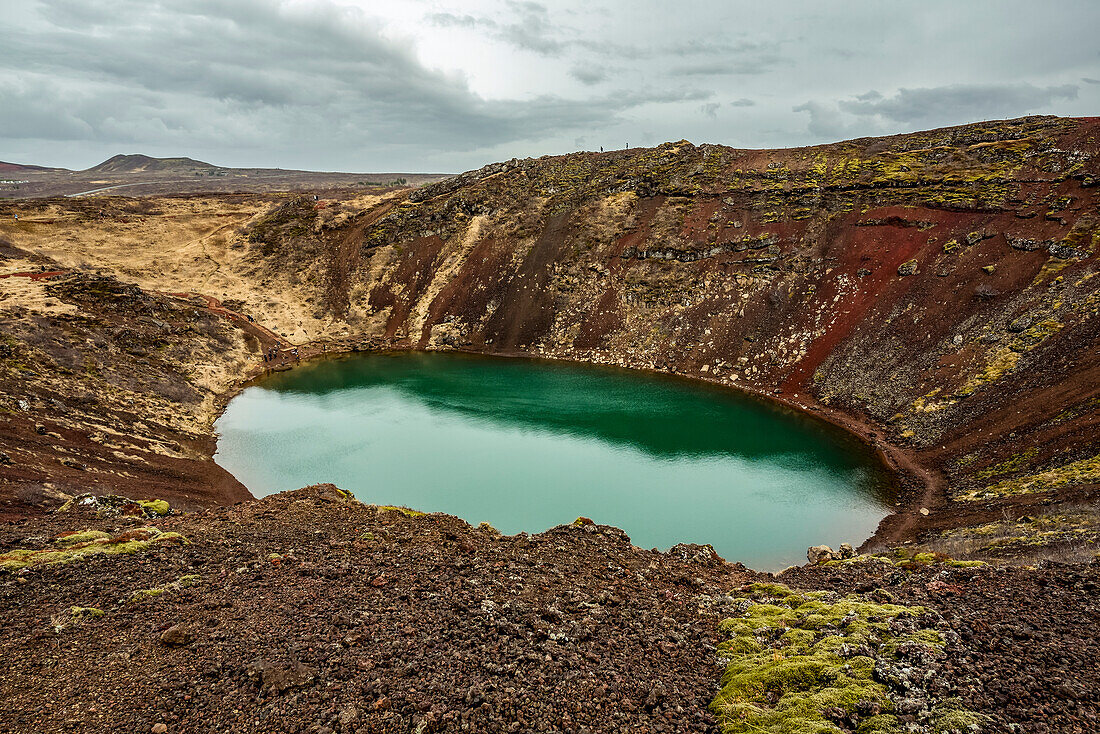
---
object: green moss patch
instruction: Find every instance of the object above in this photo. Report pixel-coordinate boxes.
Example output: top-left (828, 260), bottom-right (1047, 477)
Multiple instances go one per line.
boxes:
top-left (138, 499), bottom-right (171, 516)
top-left (125, 574), bottom-right (203, 605)
top-left (0, 526), bottom-right (188, 570)
top-left (711, 582), bottom-right (946, 733)
top-left (127, 588), bottom-right (166, 604)
top-left (55, 529), bottom-right (111, 546)
top-left (70, 606), bottom-right (105, 620)
top-left (960, 452), bottom-right (1100, 501)
top-left (375, 505), bottom-right (426, 518)
top-left (822, 549), bottom-right (985, 569)
top-left (972, 449), bottom-right (1039, 480)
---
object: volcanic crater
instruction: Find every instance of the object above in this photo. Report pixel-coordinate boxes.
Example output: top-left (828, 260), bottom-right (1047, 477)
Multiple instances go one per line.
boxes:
top-left (1, 116), bottom-right (1099, 733)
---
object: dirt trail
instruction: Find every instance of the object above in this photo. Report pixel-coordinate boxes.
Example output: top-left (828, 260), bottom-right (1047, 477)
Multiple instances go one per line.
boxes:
top-left (324, 197), bottom-right (398, 317)
top-left (154, 290), bottom-right (299, 370)
top-left (0, 270), bottom-right (68, 280)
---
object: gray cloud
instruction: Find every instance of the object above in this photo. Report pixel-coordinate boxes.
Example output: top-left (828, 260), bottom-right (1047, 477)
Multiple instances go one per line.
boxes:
top-left (426, 12), bottom-right (487, 29)
top-left (570, 65), bottom-right (609, 86)
top-left (796, 83), bottom-right (1081, 141)
top-left (792, 101), bottom-right (863, 141)
top-left (497, 1), bottom-right (566, 56)
top-left (429, 1), bottom-right (566, 56)
top-left (839, 83), bottom-right (1079, 125)
top-left (854, 90), bottom-right (883, 102)
top-left (0, 0), bottom-right (711, 169)
top-left (1, 0), bottom-right (1097, 171)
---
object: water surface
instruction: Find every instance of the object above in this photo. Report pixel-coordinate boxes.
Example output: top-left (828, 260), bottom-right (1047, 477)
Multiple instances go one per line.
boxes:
top-left (214, 352), bottom-right (891, 569)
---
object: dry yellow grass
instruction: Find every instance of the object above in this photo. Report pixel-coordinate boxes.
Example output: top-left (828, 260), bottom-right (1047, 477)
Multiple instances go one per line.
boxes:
top-left (0, 194), bottom-right (389, 345)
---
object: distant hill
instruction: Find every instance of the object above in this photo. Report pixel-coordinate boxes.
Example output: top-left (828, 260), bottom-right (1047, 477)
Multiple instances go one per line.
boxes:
top-left (0, 161), bottom-right (63, 173)
top-left (0, 153), bottom-right (450, 198)
top-left (85, 154), bottom-right (218, 174)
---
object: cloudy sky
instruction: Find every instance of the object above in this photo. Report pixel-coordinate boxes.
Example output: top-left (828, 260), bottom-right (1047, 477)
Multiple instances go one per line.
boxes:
top-left (2, 0), bottom-right (1097, 172)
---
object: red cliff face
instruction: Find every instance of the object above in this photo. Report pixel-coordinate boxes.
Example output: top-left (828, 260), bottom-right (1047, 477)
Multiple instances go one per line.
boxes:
top-left (279, 115), bottom-right (1100, 542)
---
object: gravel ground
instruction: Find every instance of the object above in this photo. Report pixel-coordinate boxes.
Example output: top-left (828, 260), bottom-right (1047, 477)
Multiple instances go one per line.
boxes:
top-left (2, 485), bottom-right (1098, 733)
top-left (0, 486), bottom-right (746, 734)
top-left (780, 559), bottom-right (1100, 733)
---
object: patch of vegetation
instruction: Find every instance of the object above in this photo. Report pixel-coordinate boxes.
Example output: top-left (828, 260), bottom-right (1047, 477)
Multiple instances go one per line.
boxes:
top-left (711, 582), bottom-right (973, 733)
top-left (376, 505), bottom-right (426, 517)
top-left (954, 348), bottom-right (1020, 397)
top-left (1050, 396), bottom-right (1100, 425)
top-left (0, 527), bottom-right (188, 570)
top-left (933, 511), bottom-right (1100, 561)
top-left (126, 573), bottom-right (203, 604)
top-left (55, 529), bottom-right (111, 546)
top-left (822, 549), bottom-right (986, 569)
top-left (70, 606), bottom-right (105, 620)
top-left (972, 448), bottom-right (1039, 480)
top-left (127, 588), bottom-right (166, 604)
top-left (960, 453), bottom-right (1100, 501)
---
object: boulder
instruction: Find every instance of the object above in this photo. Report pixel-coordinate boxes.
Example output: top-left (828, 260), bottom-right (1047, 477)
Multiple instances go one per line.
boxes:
top-left (837, 542), bottom-right (855, 559)
top-left (1049, 243), bottom-right (1086, 260)
top-left (807, 545), bottom-right (835, 564)
top-left (245, 659), bottom-right (317, 693)
top-left (1007, 314), bottom-right (1036, 333)
top-left (1006, 235), bottom-right (1050, 252)
top-left (897, 260), bottom-right (918, 276)
top-left (668, 543), bottom-right (721, 564)
top-left (159, 624), bottom-right (192, 647)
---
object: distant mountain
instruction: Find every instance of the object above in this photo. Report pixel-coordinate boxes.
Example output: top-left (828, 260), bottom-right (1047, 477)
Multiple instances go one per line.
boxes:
top-left (0, 161), bottom-right (64, 173)
top-left (85, 154), bottom-right (218, 174)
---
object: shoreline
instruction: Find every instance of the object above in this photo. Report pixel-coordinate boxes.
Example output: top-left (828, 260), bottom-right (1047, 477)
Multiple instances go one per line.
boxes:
top-left (217, 339), bottom-right (930, 557)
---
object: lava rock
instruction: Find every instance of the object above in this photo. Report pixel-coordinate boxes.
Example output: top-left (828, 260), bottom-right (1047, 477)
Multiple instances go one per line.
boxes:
top-left (808, 545), bottom-right (835, 564)
top-left (245, 659), bottom-right (317, 694)
top-left (159, 624), bottom-right (193, 647)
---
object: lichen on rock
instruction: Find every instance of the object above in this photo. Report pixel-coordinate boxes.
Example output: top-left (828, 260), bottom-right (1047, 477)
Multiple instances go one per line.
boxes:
top-left (0, 526), bottom-right (188, 570)
top-left (711, 582), bottom-right (983, 733)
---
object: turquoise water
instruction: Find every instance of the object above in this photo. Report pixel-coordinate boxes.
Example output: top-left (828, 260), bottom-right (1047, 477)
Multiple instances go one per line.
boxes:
top-left (213, 352), bottom-right (891, 569)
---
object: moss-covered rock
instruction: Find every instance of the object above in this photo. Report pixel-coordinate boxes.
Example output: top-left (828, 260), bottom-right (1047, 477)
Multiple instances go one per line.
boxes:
top-left (138, 499), bottom-right (171, 517)
top-left (0, 526), bottom-right (188, 570)
top-left (70, 606), bottom-right (105, 620)
top-left (897, 260), bottom-right (919, 276)
top-left (711, 582), bottom-right (977, 733)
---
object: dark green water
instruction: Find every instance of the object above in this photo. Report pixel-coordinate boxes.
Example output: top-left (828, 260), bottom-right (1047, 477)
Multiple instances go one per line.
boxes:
top-left (214, 352), bottom-right (891, 569)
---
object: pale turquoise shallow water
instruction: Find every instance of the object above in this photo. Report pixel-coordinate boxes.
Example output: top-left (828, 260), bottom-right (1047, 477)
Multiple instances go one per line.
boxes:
top-left (214, 352), bottom-right (892, 569)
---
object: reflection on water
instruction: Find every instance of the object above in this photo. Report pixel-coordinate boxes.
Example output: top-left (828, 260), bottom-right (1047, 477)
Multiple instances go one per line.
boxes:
top-left (215, 352), bottom-right (892, 569)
